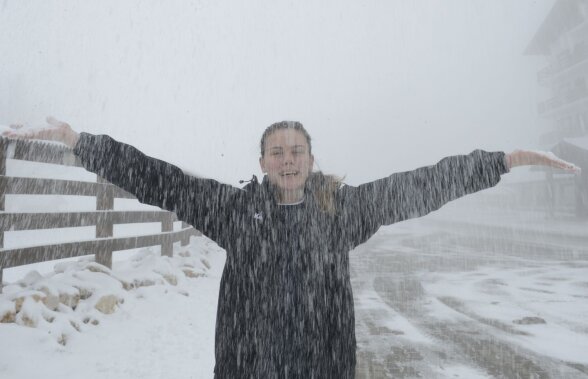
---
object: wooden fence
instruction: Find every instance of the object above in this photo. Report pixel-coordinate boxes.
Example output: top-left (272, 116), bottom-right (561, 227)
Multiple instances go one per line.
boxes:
top-left (0, 137), bottom-right (200, 288)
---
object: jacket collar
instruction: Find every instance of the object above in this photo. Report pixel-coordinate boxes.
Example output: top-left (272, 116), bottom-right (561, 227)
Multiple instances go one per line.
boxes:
top-left (243, 175), bottom-right (312, 205)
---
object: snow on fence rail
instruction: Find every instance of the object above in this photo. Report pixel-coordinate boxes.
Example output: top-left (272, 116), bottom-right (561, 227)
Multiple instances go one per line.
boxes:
top-left (0, 137), bottom-right (200, 288)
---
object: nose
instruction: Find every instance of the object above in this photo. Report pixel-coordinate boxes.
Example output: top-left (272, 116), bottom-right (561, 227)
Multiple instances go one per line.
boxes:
top-left (282, 151), bottom-right (295, 165)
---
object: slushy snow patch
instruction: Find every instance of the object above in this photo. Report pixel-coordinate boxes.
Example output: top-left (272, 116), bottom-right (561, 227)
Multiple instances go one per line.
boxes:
top-left (0, 236), bottom-right (217, 345)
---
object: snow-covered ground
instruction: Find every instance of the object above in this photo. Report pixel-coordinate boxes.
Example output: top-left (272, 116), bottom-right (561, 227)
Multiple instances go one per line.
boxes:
top-left (0, 237), bottom-right (226, 379)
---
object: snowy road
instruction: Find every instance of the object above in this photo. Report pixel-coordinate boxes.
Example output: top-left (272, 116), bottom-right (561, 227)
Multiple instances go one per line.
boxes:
top-left (352, 214), bottom-right (588, 379)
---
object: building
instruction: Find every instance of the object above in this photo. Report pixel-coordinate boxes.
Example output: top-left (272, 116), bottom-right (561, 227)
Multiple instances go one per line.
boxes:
top-left (526, 0), bottom-right (588, 216)
top-left (526, 0), bottom-right (588, 146)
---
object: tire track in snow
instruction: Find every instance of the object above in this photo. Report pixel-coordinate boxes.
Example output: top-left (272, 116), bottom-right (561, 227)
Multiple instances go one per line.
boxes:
top-left (352, 222), bottom-right (588, 378)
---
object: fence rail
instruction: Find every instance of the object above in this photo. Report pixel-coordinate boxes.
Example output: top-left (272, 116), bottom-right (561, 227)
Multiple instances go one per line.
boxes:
top-left (0, 137), bottom-right (200, 288)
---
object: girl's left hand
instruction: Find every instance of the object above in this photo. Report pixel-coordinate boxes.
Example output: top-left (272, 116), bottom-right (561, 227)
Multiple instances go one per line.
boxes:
top-left (506, 150), bottom-right (581, 173)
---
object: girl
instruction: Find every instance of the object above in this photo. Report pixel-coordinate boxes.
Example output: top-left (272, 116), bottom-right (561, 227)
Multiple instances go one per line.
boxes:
top-left (3, 117), bottom-right (579, 378)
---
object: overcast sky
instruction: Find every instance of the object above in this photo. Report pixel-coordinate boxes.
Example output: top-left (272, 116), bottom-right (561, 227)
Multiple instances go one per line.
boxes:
top-left (0, 0), bottom-right (556, 185)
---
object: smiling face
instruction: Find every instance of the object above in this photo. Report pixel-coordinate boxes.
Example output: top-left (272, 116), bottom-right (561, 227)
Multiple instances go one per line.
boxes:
top-left (259, 128), bottom-right (314, 202)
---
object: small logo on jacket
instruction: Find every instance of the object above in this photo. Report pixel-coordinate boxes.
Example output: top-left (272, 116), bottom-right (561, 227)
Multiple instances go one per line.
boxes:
top-left (253, 212), bottom-right (264, 221)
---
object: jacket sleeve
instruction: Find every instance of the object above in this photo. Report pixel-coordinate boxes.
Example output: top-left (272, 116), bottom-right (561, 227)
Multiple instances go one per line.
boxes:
top-left (337, 149), bottom-right (509, 247)
top-left (73, 132), bottom-right (240, 244)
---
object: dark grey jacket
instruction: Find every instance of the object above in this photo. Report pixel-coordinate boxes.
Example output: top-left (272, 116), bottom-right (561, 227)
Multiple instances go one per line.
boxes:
top-left (74, 133), bottom-right (509, 378)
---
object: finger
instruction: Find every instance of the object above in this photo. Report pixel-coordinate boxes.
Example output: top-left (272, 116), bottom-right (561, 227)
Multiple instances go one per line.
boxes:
top-left (2, 129), bottom-right (37, 139)
top-left (555, 160), bottom-right (580, 172)
top-left (46, 116), bottom-right (60, 127)
top-left (2, 131), bottom-right (22, 139)
top-left (46, 116), bottom-right (68, 128)
top-left (2, 130), bottom-right (21, 137)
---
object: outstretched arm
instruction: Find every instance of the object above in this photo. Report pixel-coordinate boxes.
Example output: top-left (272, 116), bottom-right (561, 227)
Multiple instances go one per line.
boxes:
top-left (2, 117), bottom-right (240, 245)
top-left (338, 149), bottom-right (579, 248)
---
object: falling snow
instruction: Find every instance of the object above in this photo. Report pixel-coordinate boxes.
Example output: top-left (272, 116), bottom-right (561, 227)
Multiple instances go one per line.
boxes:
top-left (2, 0), bottom-right (588, 378)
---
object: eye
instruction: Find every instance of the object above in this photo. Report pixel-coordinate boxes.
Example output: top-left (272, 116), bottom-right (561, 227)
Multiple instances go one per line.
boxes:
top-left (270, 150), bottom-right (283, 156)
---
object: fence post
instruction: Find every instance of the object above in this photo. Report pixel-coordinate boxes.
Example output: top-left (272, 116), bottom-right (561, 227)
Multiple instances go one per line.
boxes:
top-left (180, 222), bottom-right (191, 246)
top-left (546, 169), bottom-right (555, 218)
top-left (161, 213), bottom-right (173, 257)
top-left (95, 176), bottom-right (114, 268)
top-left (0, 138), bottom-right (6, 213)
top-left (0, 138), bottom-right (7, 289)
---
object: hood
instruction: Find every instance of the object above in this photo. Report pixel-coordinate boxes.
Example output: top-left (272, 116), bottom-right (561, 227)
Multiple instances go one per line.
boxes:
top-left (241, 174), bottom-right (279, 201)
top-left (242, 174), bottom-right (313, 204)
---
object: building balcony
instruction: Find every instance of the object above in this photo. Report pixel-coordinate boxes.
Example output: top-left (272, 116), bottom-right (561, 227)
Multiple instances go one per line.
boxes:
top-left (538, 86), bottom-right (588, 115)
top-left (537, 42), bottom-right (588, 85)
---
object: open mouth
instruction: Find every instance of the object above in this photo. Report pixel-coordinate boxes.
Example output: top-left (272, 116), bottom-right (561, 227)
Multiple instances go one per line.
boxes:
top-left (280, 171), bottom-right (299, 177)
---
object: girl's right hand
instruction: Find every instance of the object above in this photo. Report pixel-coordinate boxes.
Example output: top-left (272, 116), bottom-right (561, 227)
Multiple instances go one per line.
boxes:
top-left (2, 116), bottom-right (80, 148)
